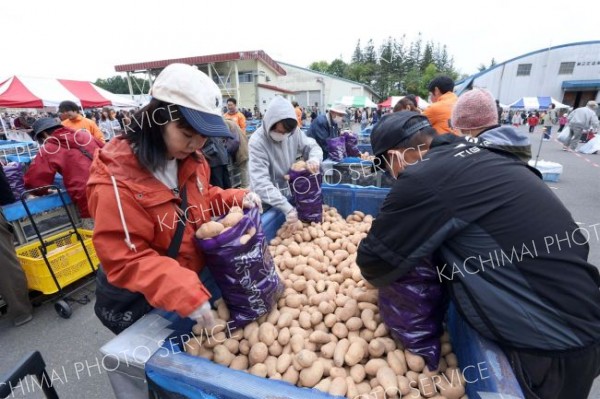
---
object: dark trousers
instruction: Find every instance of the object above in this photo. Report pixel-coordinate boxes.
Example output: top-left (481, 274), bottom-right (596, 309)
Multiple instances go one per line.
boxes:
top-left (506, 344), bottom-right (600, 399)
top-left (0, 213), bottom-right (32, 322)
top-left (544, 126), bottom-right (552, 139)
top-left (529, 125), bottom-right (535, 133)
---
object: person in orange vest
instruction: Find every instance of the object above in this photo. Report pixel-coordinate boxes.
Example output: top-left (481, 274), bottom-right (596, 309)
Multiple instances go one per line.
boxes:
top-left (58, 101), bottom-right (105, 143)
top-left (223, 97), bottom-right (246, 132)
top-left (422, 76), bottom-right (459, 135)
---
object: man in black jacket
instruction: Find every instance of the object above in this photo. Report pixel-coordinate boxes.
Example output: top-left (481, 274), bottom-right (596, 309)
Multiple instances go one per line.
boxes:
top-left (357, 111), bottom-right (600, 399)
top-left (0, 165), bottom-right (33, 326)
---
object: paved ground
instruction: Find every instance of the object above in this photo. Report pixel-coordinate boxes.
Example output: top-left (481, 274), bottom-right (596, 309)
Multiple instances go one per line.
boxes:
top-left (0, 124), bottom-right (598, 399)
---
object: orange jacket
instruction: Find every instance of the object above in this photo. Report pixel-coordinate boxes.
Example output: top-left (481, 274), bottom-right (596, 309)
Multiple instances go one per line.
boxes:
top-left (86, 138), bottom-right (246, 317)
top-left (423, 92), bottom-right (459, 135)
top-left (62, 115), bottom-right (106, 143)
top-left (295, 106), bottom-right (303, 128)
top-left (224, 111), bottom-right (246, 132)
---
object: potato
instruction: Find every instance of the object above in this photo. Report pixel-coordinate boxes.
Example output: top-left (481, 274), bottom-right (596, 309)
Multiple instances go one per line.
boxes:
top-left (365, 358), bottom-right (389, 376)
top-left (277, 327), bottom-right (291, 346)
top-left (290, 334), bottom-right (305, 353)
top-left (228, 206), bottom-right (243, 214)
top-left (268, 341), bottom-right (283, 357)
top-left (368, 338), bottom-right (386, 358)
top-left (405, 350), bottom-right (426, 372)
top-left (282, 366), bottom-right (299, 385)
top-left (333, 338), bottom-right (350, 367)
top-left (265, 356), bottom-right (278, 378)
top-left (320, 341), bottom-right (337, 359)
top-left (296, 349), bottom-right (318, 368)
top-left (344, 341), bottom-right (365, 366)
top-left (249, 363), bottom-right (268, 378)
top-left (387, 350), bottom-right (408, 376)
top-left (239, 234), bottom-right (251, 245)
top-left (221, 212), bottom-right (244, 227)
top-left (332, 322), bottom-right (349, 339)
top-left (248, 342), bottom-right (268, 366)
top-left (328, 376), bottom-right (348, 396)
top-left (314, 377), bottom-right (332, 393)
top-left (397, 375), bottom-right (412, 396)
top-left (346, 317), bottom-right (363, 331)
top-left (196, 221), bottom-right (224, 239)
top-left (238, 340), bottom-right (250, 355)
top-left (258, 322), bottom-right (277, 346)
top-left (377, 367), bottom-right (399, 398)
top-left (350, 364), bottom-right (366, 384)
top-left (229, 355), bottom-right (248, 370)
top-left (299, 361), bottom-right (324, 387)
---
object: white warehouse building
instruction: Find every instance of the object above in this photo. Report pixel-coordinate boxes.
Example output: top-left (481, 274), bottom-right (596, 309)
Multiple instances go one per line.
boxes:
top-left (454, 41), bottom-right (600, 108)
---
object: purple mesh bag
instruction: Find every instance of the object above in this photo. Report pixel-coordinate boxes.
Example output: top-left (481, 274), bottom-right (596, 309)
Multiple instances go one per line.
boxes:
top-left (288, 168), bottom-right (323, 223)
top-left (326, 136), bottom-right (347, 161)
top-left (378, 259), bottom-right (446, 370)
top-left (341, 131), bottom-right (361, 157)
top-left (194, 207), bottom-right (283, 331)
top-left (3, 162), bottom-right (25, 199)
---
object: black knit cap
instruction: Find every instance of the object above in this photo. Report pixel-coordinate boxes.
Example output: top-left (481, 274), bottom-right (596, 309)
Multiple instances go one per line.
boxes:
top-left (371, 111), bottom-right (431, 158)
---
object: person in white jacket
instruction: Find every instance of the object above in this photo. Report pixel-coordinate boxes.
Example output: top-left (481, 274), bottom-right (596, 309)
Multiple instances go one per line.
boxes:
top-left (249, 96), bottom-right (323, 225)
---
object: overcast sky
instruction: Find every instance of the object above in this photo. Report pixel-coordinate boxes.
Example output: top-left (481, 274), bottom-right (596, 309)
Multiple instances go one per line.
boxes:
top-left (2, 0), bottom-right (597, 83)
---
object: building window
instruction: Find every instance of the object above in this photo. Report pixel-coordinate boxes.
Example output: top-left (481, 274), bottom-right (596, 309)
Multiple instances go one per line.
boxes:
top-left (559, 62), bottom-right (575, 74)
top-left (238, 72), bottom-right (254, 83)
top-left (516, 64), bottom-right (532, 76)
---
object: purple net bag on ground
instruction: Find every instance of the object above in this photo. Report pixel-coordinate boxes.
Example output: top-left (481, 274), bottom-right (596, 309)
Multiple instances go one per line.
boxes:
top-left (341, 131), bottom-right (361, 157)
top-left (3, 162), bottom-right (25, 199)
top-left (194, 207), bottom-right (283, 331)
top-left (288, 168), bottom-right (323, 223)
top-left (326, 136), bottom-right (346, 161)
top-left (378, 259), bottom-right (446, 370)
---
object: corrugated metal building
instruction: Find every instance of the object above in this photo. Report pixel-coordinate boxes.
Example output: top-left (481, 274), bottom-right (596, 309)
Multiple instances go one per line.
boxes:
top-left (454, 41), bottom-right (600, 108)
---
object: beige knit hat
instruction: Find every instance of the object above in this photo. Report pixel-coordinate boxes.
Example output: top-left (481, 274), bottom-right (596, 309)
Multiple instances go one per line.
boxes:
top-left (451, 88), bottom-right (499, 130)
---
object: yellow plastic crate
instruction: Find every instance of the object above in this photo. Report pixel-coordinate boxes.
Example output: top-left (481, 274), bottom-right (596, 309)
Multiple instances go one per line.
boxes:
top-left (16, 229), bottom-right (99, 295)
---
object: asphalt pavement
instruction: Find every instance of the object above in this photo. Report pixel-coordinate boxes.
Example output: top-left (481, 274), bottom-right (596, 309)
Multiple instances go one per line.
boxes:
top-left (0, 124), bottom-right (598, 399)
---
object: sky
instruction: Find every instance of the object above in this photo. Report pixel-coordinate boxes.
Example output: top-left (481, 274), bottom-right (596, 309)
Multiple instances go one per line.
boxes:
top-left (1, 0), bottom-right (598, 84)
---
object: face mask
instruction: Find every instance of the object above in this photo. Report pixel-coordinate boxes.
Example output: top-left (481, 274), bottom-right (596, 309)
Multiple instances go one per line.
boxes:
top-left (333, 116), bottom-right (343, 125)
top-left (269, 131), bottom-right (287, 142)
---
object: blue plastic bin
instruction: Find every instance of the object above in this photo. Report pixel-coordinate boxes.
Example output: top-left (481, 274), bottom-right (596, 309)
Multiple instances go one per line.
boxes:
top-left (145, 184), bottom-right (524, 398)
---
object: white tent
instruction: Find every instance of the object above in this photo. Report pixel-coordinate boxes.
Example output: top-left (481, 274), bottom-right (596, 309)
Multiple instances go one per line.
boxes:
top-left (508, 96), bottom-right (571, 110)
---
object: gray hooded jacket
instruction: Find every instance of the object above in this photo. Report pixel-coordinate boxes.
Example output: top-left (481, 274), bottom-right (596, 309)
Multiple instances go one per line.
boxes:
top-left (248, 96), bottom-right (323, 214)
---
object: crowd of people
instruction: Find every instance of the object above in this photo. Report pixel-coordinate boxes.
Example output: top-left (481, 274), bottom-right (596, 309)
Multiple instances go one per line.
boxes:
top-left (1, 65), bottom-right (599, 398)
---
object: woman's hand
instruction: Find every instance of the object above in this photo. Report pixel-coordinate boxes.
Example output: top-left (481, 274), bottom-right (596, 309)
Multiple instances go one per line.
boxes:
top-left (242, 192), bottom-right (263, 212)
top-left (188, 302), bottom-right (215, 330)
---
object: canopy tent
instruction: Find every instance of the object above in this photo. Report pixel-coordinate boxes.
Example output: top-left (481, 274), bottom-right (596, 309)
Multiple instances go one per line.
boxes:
top-left (378, 96), bottom-right (429, 110)
top-left (335, 96), bottom-right (378, 108)
top-left (507, 96), bottom-right (570, 110)
top-left (0, 76), bottom-right (138, 109)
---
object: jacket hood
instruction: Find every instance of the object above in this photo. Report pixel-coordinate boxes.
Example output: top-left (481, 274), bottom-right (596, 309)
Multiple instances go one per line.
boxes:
top-left (475, 125), bottom-right (532, 163)
top-left (42, 127), bottom-right (89, 151)
top-left (262, 96), bottom-right (297, 133)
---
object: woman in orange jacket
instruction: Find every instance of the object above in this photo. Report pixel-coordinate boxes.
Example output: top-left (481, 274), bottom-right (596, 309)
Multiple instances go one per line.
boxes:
top-left (87, 64), bottom-right (261, 331)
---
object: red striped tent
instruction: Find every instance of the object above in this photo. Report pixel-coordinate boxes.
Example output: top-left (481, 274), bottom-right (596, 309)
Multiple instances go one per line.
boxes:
top-left (0, 76), bottom-right (137, 109)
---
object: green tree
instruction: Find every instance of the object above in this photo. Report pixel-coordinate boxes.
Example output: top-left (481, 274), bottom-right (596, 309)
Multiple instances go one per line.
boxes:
top-left (94, 75), bottom-right (149, 95)
top-left (308, 61), bottom-right (330, 72)
top-left (328, 59), bottom-right (348, 78)
top-left (351, 40), bottom-right (363, 63)
top-left (364, 39), bottom-right (377, 64)
top-left (420, 42), bottom-right (434, 72)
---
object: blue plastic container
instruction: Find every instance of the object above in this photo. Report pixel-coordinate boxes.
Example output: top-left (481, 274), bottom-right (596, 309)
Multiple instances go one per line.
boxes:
top-left (145, 184), bottom-right (524, 398)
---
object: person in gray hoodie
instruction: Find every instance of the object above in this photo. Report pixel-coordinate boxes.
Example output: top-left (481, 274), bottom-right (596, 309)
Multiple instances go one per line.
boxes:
top-left (248, 96), bottom-right (323, 224)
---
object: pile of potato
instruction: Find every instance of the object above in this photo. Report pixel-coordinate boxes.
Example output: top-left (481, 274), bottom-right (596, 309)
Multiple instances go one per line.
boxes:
top-left (186, 206), bottom-right (466, 399)
top-left (195, 206), bottom-right (256, 244)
